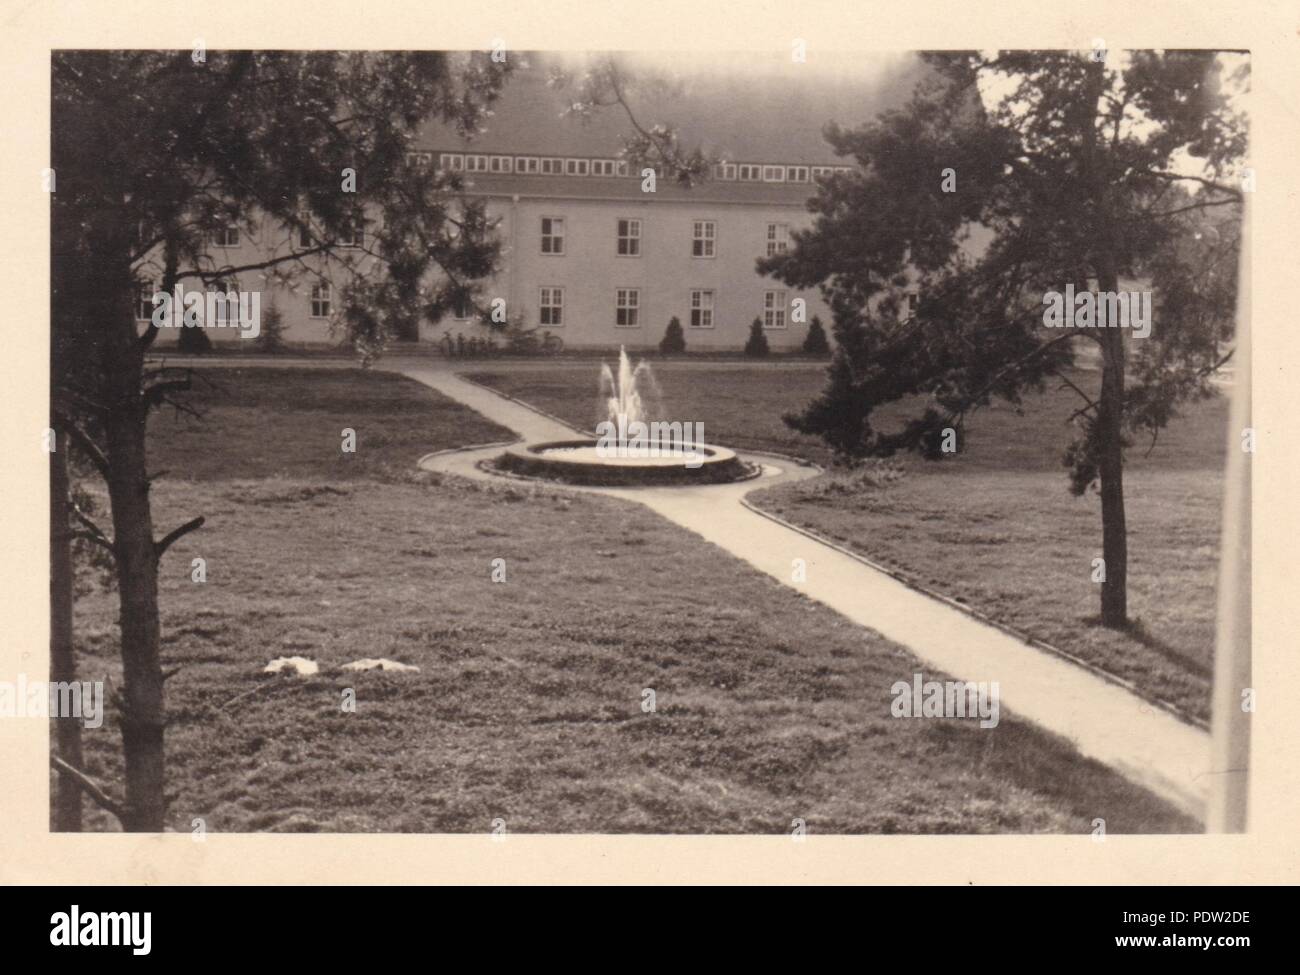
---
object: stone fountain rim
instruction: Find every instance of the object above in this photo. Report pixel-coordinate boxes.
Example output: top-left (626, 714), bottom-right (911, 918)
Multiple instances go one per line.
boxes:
top-left (505, 438), bottom-right (738, 466)
top-left (492, 437), bottom-right (757, 486)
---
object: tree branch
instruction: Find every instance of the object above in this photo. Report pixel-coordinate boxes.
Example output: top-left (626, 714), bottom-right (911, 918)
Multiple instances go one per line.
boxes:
top-left (50, 756), bottom-right (126, 827)
top-left (942, 332), bottom-right (1080, 427)
top-left (143, 374), bottom-right (194, 411)
top-left (1137, 168), bottom-right (1244, 199)
top-left (1055, 369), bottom-right (1100, 420)
top-left (1147, 198), bottom-right (1242, 219)
top-left (67, 502), bottom-right (116, 558)
top-left (174, 242), bottom-right (335, 282)
top-left (155, 516), bottom-right (205, 560)
top-left (51, 412), bottom-right (110, 480)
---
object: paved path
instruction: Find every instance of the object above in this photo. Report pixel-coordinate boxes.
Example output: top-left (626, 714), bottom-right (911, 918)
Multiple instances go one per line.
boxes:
top-left (402, 362), bottom-right (1213, 821)
top-left (165, 354), bottom-right (1213, 819)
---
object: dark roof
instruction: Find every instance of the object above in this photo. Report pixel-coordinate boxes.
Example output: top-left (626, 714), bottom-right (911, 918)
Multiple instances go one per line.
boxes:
top-left (417, 51), bottom-right (927, 167)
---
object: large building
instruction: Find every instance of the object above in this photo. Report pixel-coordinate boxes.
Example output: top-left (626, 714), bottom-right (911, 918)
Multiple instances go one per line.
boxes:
top-left (139, 52), bottom-right (928, 351)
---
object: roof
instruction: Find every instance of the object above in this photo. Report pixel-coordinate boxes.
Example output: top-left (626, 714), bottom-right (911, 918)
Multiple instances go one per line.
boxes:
top-left (417, 51), bottom-right (927, 167)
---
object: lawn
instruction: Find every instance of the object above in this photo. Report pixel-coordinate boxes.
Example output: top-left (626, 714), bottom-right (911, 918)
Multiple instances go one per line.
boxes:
top-left (469, 361), bottom-right (1230, 722)
top-left (61, 366), bottom-right (1198, 833)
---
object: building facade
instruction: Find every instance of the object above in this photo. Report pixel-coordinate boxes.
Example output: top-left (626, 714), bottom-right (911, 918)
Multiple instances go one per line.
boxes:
top-left (411, 159), bottom-right (849, 351)
top-left (137, 54), bottom-right (928, 352)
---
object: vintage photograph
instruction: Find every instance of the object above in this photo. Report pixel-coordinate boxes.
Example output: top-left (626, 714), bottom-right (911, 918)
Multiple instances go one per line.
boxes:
top-left (43, 44), bottom-right (1249, 840)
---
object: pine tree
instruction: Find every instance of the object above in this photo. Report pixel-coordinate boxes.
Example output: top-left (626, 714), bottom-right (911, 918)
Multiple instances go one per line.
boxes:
top-left (52, 50), bottom-right (510, 829)
top-left (255, 300), bottom-right (287, 353)
top-left (660, 315), bottom-right (686, 354)
top-left (760, 51), bottom-right (1245, 627)
top-left (802, 315), bottom-right (831, 356)
top-left (744, 317), bottom-right (769, 357)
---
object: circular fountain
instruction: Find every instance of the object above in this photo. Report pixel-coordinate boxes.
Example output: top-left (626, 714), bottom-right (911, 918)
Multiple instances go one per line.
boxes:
top-left (490, 347), bottom-right (756, 487)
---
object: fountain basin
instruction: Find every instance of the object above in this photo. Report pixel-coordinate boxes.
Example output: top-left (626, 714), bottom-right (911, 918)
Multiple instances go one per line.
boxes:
top-left (493, 439), bottom-right (756, 486)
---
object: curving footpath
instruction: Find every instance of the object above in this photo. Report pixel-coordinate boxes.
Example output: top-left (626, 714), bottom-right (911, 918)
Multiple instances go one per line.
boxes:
top-left (402, 364), bottom-right (1213, 822)
top-left (159, 355), bottom-right (1213, 821)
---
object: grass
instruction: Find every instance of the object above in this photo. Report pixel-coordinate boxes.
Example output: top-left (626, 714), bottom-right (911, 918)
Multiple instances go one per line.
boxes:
top-left (148, 366), bottom-right (513, 480)
top-left (63, 366), bottom-right (1198, 833)
top-left (469, 361), bottom-right (1230, 722)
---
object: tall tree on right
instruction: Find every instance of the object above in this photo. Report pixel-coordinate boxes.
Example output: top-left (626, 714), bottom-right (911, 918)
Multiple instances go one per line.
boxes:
top-left (760, 50), bottom-right (1246, 628)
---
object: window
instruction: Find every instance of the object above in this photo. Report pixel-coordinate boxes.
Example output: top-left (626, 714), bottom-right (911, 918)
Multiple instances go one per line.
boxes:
top-left (212, 225), bottom-right (239, 247)
top-left (738, 164), bottom-right (762, 181)
top-left (539, 287), bottom-right (564, 326)
top-left (692, 220), bottom-right (716, 258)
top-left (787, 166), bottom-right (809, 183)
top-left (310, 281), bottom-right (332, 318)
top-left (406, 151), bottom-right (432, 168)
top-left (489, 155), bottom-right (513, 173)
top-left (763, 165), bottom-right (786, 182)
top-left (689, 290), bottom-right (714, 329)
top-left (592, 159), bottom-right (617, 177)
top-left (811, 165), bottom-right (834, 180)
top-left (440, 153), bottom-right (465, 172)
top-left (617, 218), bottom-right (641, 257)
top-left (540, 157), bottom-right (564, 175)
top-left (452, 293), bottom-right (473, 320)
top-left (616, 288), bottom-right (640, 327)
top-left (903, 291), bottom-right (920, 322)
top-left (835, 166), bottom-right (853, 175)
top-left (515, 156), bottom-right (540, 175)
top-left (713, 162), bottom-right (737, 181)
top-left (615, 160), bottom-right (630, 177)
top-left (565, 158), bottom-right (590, 176)
top-left (465, 154), bottom-right (489, 173)
top-left (763, 289), bottom-right (787, 329)
top-left (541, 217), bottom-right (565, 255)
top-left (766, 223), bottom-right (789, 257)
top-left (136, 283), bottom-right (156, 322)
top-left (298, 220), bottom-right (313, 248)
top-left (336, 217), bottom-right (363, 248)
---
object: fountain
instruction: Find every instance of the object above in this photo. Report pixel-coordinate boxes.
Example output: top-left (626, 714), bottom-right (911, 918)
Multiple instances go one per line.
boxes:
top-left (599, 346), bottom-right (660, 431)
top-left (492, 347), bottom-right (754, 486)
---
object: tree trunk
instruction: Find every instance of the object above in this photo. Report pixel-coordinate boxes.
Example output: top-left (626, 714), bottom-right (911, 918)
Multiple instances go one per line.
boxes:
top-left (1083, 59), bottom-right (1129, 629)
top-left (50, 429), bottom-right (83, 831)
top-left (102, 268), bottom-right (168, 832)
top-left (1096, 281), bottom-right (1129, 628)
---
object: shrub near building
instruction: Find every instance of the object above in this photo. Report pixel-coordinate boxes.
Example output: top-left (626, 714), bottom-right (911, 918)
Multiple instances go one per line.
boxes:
top-left (660, 316), bottom-right (686, 355)
top-left (803, 315), bottom-right (831, 356)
